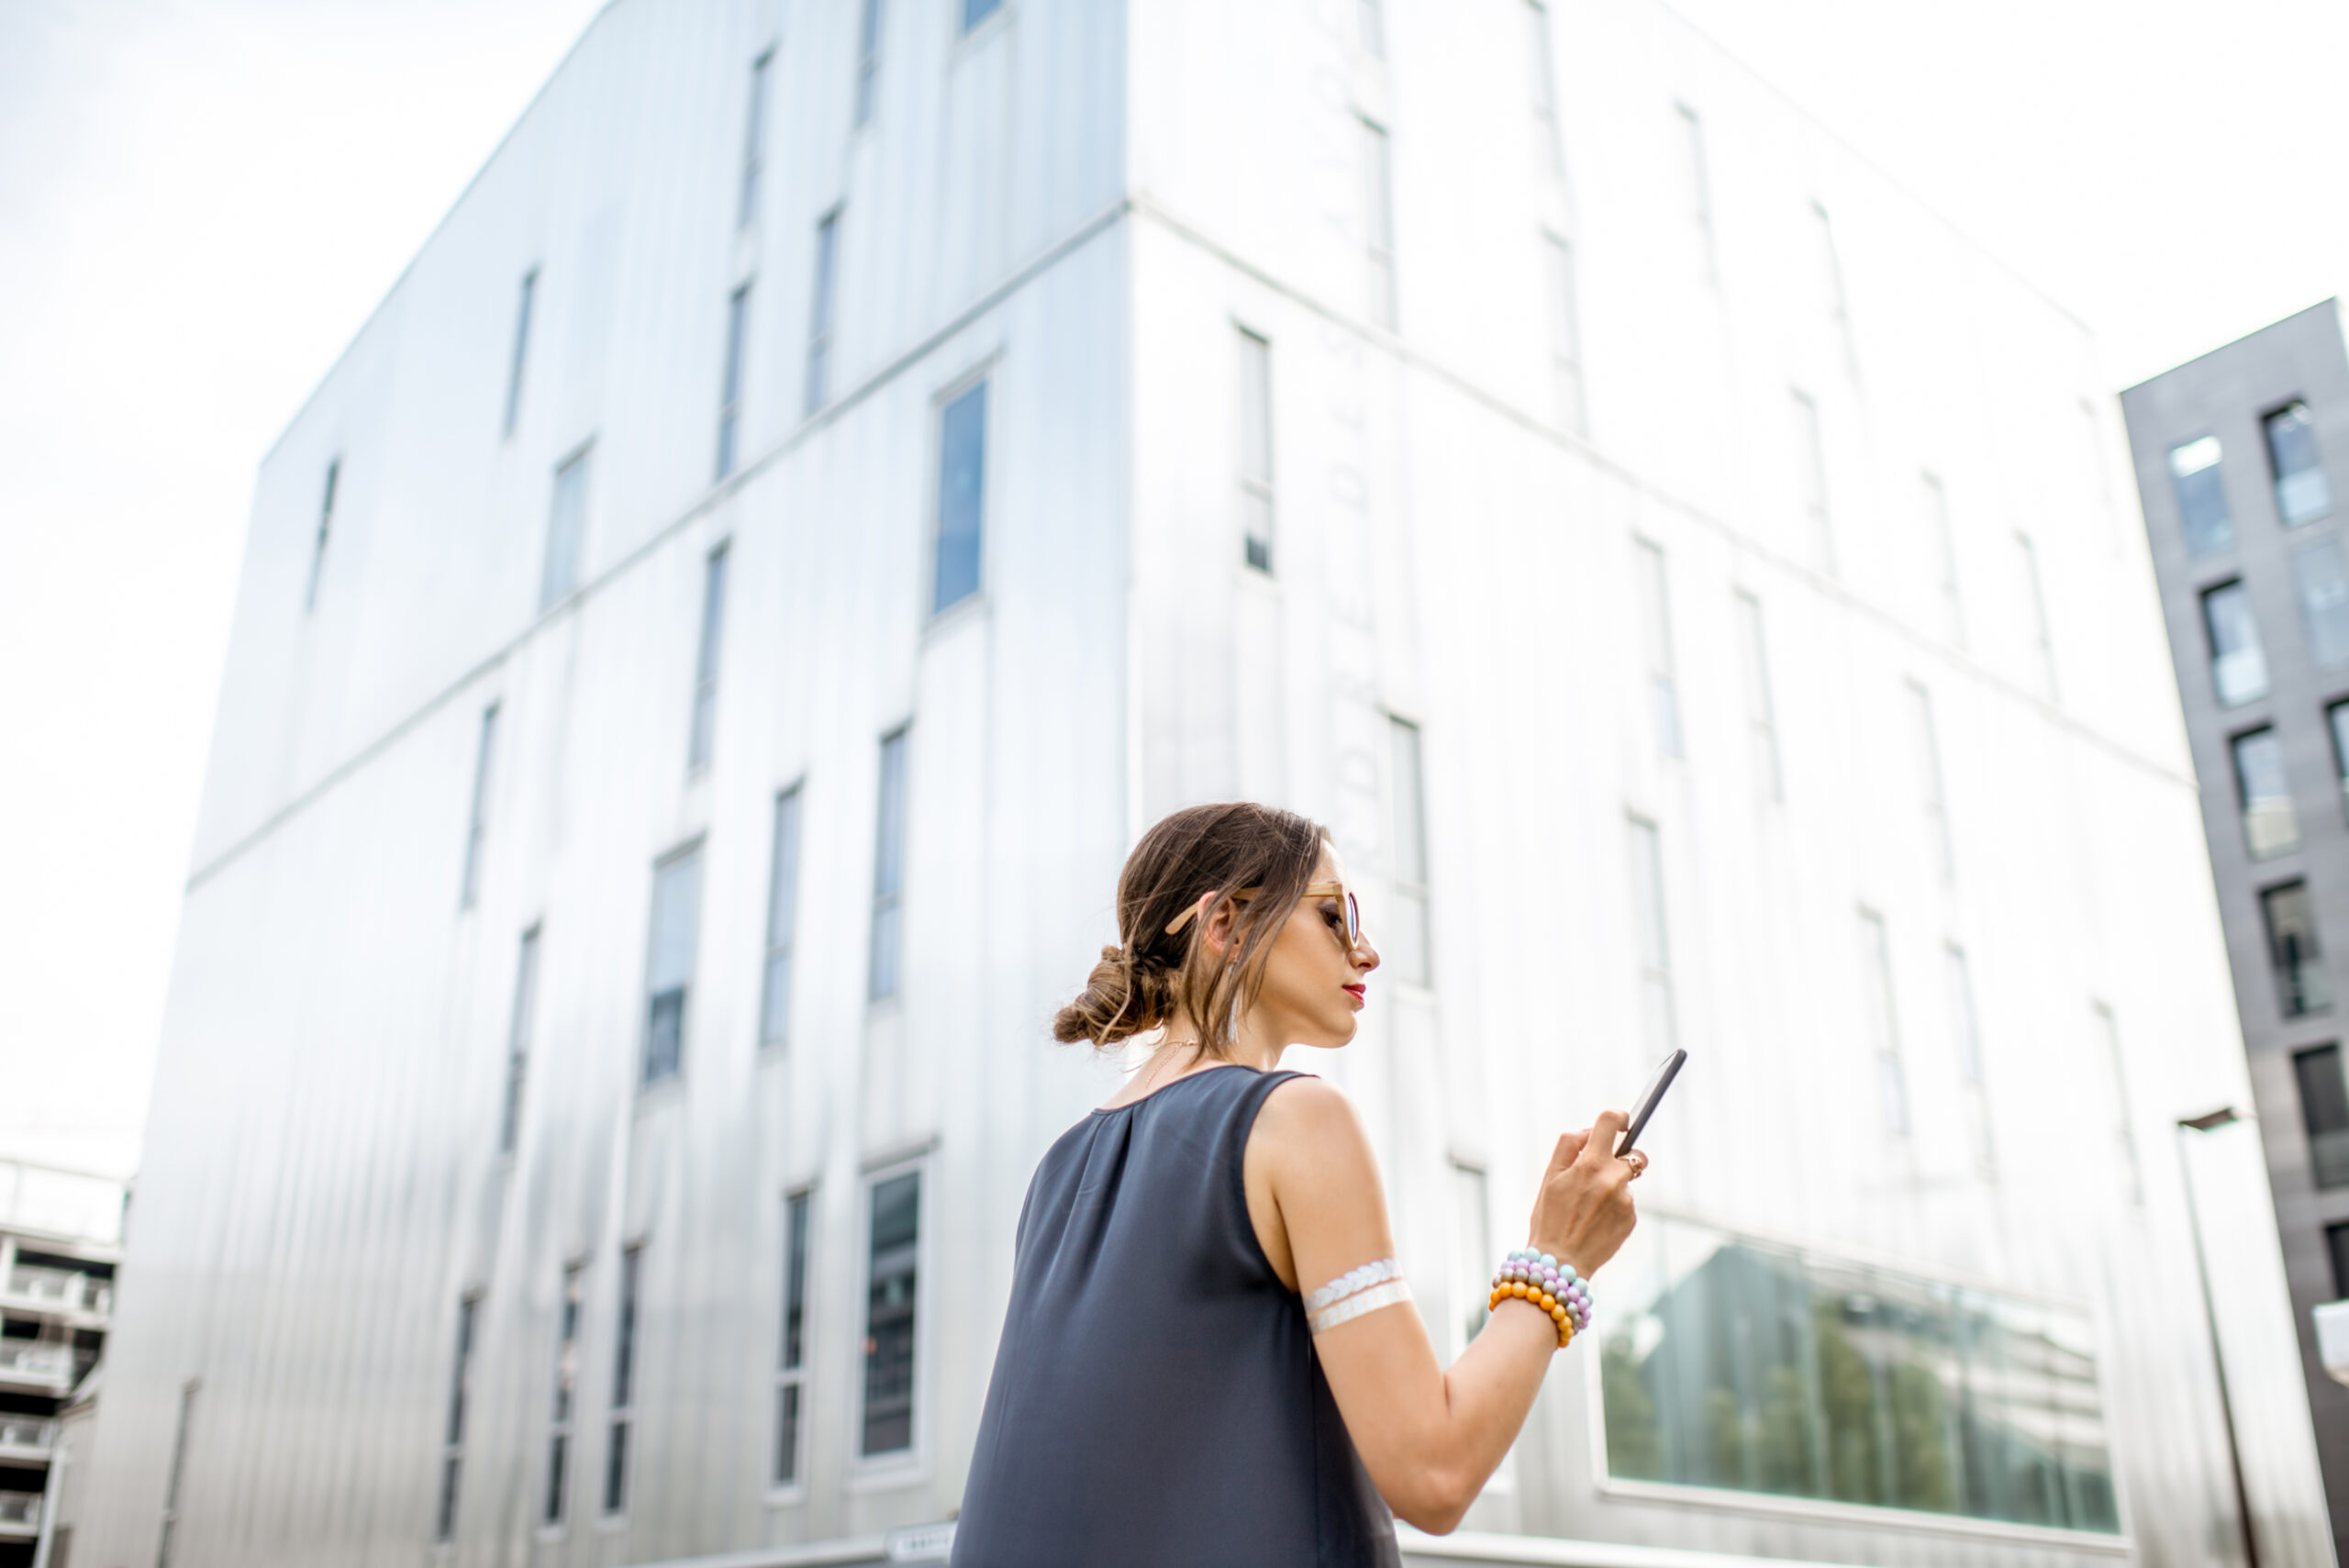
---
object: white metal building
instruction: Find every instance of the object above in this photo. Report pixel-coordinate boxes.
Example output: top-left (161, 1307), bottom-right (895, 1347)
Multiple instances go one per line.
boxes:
top-left (73, 1), bottom-right (2335, 1564)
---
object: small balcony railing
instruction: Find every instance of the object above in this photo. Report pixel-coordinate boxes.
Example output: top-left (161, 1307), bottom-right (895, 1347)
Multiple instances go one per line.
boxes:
top-left (0, 1420), bottom-right (53, 1457)
top-left (0, 1343), bottom-right (72, 1383)
top-left (0, 1491), bottom-right (39, 1531)
top-left (3, 1267), bottom-right (109, 1318)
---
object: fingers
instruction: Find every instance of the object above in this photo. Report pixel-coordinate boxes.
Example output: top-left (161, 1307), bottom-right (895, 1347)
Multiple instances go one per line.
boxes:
top-left (1575, 1109), bottom-right (1631, 1169)
top-left (1548, 1129), bottom-right (1589, 1173)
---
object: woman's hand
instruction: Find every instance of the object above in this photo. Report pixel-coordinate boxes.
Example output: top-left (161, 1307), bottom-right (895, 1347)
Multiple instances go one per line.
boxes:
top-left (1526, 1108), bottom-right (1639, 1278)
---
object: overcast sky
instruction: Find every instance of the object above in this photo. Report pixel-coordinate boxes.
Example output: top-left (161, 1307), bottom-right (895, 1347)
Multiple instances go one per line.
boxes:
top-left (2, 0), bottom-right (2343, 1180)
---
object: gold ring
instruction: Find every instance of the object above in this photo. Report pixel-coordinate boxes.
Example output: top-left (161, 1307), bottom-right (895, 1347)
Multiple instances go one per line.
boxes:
top-left (1621, 1150), bottom-right (1648, 1180)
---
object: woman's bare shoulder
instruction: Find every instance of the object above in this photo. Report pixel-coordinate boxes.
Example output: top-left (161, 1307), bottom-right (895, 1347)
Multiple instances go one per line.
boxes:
top-left (1252, 1073), bottom-right (1375, 1171)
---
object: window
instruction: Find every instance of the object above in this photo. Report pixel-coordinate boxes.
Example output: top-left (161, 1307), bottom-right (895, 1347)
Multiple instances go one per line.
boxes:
top-left (2295, 1044), bottom-right (2349, 1189)
top-left (1857, 910), bottom-right (1907, 1138)
top-left (688, 545), bottom-right (729, 771)
top-left (1733, 591), bottom-right (1780, 801)
top-left (2267, 401), bottom-right (2332, 526)
top-left (2232, 727), bottom-right (2299, 861)
top-left (642, 846), bottom-right (706, 1084)
top-left (933, 380), bottom-right (987, 613)
top-left (2330, 700), bottom-right (2349, 821)
top-left (306, 458), bottom-right (339, 610)
top-left (962, 0), bottom-right (1004, 30)
top-left (604, 1246), bottom-right (640, 1514)
top-left (774, 1189), bottom-right (813, 1484)
top-left (2169, 435), bottom-right (2232, 557)
top-left (1450, 1161), bottom-right (1492, 1352)
top-left (761, 786), bottom-right (805, 1047)
top-left (863, 1169), bottom-right (920, 1455)
top-left (544, 1266), bottom-right (583, 1526)
top-left (1238, 328), bottom-right (1275, 572)
top-left (460, 705), bottom-right (499, 908)
top-left (740, 51), bottom-right (773, 228)
top-left (504, 269), bottom-right (537, 439)
top-left (1791, 390), bottom-right (1831, 572)
top-left (1675, 103), bottom-right (1713, 272)
top-left (2331, 1221), bottom-right (2349, 1300)
top-left (2202, 581), bottom-right (2266, 707)
top-left (1526, 1), bottom-right (1563, 172)
top-left (869, 728), bottom-right (909, 1002)
top-left (852, 0), bottom-right (882, 127)
top-left (1811, 201), bottom-right (1849, 328)
top-left (1920, 472), bottom-right (1963, 646)
top-left (1542, 233), bottom-right (1586, 436)
top-left (435, 1295), bottom-right (480, 1541)
top-left (806, 210), bottom-right (841, 416)
top-left (2091, 1003), bottom-right (2141, 1204)
top-left (500, 927), bottom-right (540, 1154)
top-left (541, 446), bottom-right (591, 610)
top-left (2263, 880), bottom-right (2332, 1018)
top-left (1361, 117), bottom-right (1397, 329)
top-left (717, 284), bottom-right (751, 480)
top-left (2016, 532), bottom-right (2056, 699)
top-left (1627, 817), bottom-right (1674, 1055)
top-left (1357, 0), bottom-right (1385, 58)
top-left (156, 1380), bottom-right (198, 1568)
top-left (1388, 717), bottom-right (1432, 986)
top-left (2295, 537), bottom-right (2349, 667)
top-left (1908, 683), bottom-right (1952, 884)
top-left (1633, 540), bottom-right (1680, 757)
top-left (1598, 1215), bottom-right (2118, 1531)
top-left (1946, 945), bottom-right (1992, 1172)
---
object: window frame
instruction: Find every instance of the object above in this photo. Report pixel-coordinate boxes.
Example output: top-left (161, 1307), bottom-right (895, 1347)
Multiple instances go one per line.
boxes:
top-left (500, 925), bottom-right (542, 1155)
top-left (460, 703), bottom-right (500, 910)
top-left (688, 543), bottom-right (730, 773)
top-left (1540, 230), bottom-right (1586, 436)
top-left (540, 439), bottom-right (595, 612)
top-left (640, 840), bottom-right (708, 1086)
top-left (2168, 433), bottom-right (2233, 557)
top-left (1626, 815), bottom-right (1675, 1058)
top-left (1856, 906), bottom-right (1908, 1140)
top-left (2264, 398), bottom-right (2332, 528)
top-left (434, 1291), bottom-right (482, 1542)
top-left (2228, 723), bottom-right (2300, 862)
top-left (868, 727), bottom-right (911, 1005)
top-left (852, 1155), bottom-right (930, 1472)
top-left (504, 267), bottom-right (538, 439)
top-left (852, 0), bottom-right (883, 128)
top-left (806, 207), bottom-right (842, 417)
top-left (2260, 877), bottom-right (2333, 1020)
top-left (926, 368), bottom-right (994, 621)
top-left (761, 783), bottom-right (807, 1049)
top-left (2295, 1042), bottom-right (2349, 1190)
top-left (2200, 577), bottom-right (2268, 708)
top-left (1633, 539), bottom-right (1680, 758)
top-left (1732, 589), bottom-right (1781, 802)
top-left (717, 283), bottom-right (752, 481)
top-left (541, 1263), bottom-right (585, 1532)
top-left (602, 1243), bottom-right (642, 1518)
top-left (1236, 325), bottom-right (1275, 573)
top-left (771, 1185), bottom-right (816, 1494)
top-left (740, 50), bottom-right (774, 229)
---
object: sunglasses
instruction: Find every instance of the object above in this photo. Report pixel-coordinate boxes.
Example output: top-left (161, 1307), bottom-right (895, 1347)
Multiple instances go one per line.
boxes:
top-left (1163, 882), bottom-right (1364, 951)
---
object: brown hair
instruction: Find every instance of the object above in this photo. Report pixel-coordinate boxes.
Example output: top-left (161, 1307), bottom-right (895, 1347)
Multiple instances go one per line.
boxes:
top-left (1053, 803), bottom-right (1329, 1058)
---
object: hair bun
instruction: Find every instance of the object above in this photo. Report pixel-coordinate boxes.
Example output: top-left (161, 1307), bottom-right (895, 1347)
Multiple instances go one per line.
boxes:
top-left (1052, 943), bottom-right (1169, 1047)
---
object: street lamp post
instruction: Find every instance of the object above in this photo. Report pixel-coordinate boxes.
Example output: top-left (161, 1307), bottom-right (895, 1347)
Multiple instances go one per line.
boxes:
top-left (2176, 1106), bottom-right (2262, 1568)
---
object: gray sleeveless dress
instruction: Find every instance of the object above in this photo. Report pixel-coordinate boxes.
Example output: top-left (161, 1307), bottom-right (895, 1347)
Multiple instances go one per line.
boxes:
top-left (951, 1065), bottom-right (1401, 1567)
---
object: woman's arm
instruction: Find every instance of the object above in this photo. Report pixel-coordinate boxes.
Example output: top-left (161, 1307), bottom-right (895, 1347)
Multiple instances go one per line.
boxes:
top-left (1243, 1078), bottom-right (1638, 1534)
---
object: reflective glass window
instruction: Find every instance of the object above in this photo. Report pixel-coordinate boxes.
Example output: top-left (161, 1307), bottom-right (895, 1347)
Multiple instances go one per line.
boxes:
top-left (870, 728), bottom-right (909, 1002)
top-left (2266, 400), bottom-right (2332, 526)
top-left (2296, 538), bottom-right (2349, 667)
top-left (2201, 581), bottom-right (2267, 706)
top-left (1238, 328), bottom-right (1274, 572)
top-left (933, 381), bottom-right (986, 613)
top-left (761, 786), bottom-right (804, 1047)
top-left (2232, 727), bottom-right (2299, 860)
top-left (863, 1170), bottom-right (920, 1454)
top-left (643, 846), bottom-right (705, 1083)
top-left (541, 446), bottom-right (591, 609)
top-left (2169, 435), bottom-right (2232, 557)
top-left (774, 1189), bottom-right (813, 1484)
top-left (717, 284), bottom-right (751, 480)
top-left (853, 0), bottom-right (882, 127)
top-left (2329, 700), bottom-right (2349, 822)
top-left (740, 51), bottom-right (772, 228)
top-left (2295, 1044), bottom-right (2349, 1190)
top-left (963, 0), bottom-right (1003, 33)
top-left (806, 209), bottom-right (841, 416)
top-left (504, 269), bottom-right (536, 439)
top-left (2329, 1221), bottom-right (2349, 1299)
top-left (2263, 879), bottom-right (2332, 1018)
top-left (500, 927), bottom-right (540, 1154)
top-left (688, 545), bottom-right (729, 771)
top-left (604, 1246), bottom-right (640, 1514)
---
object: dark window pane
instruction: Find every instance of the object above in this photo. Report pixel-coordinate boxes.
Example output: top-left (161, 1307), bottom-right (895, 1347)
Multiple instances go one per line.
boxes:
top-left (435, 1454), bottom-right (462, 1540)
top-left (2263, 881), bottom-right (2332, 1018)
top-left (933, 382), bottom-right (986, 613)
top-left (2266, 401), bottom-right (2332, 526)
top-left (544, 1432), bottom-right (567, 1523)
top-left (863, 1171), bottom-right (920, 1455)
top-left (2232, 728), bottom-right (2299, 860)
top-left (603, 1419), bottom-right (629, 1513)
top-left (505, 270), bottom-right (536, 438)
top-left (854, 0), bottom-right (883, 127)
top-left (2328, 1222), bottom-right (2349, 1299)
top-left (774, 1383), bottom-right (802, 1485)
top-left (717, 286), bottom-right (750, 480)
top-left (963, 0), bottom-right (1003, 28)
top-left (2297, 1045), bottom-right (2349, 1188)
top-left (806, 213), bottom-right (841, 415)
top-left (784, 1192), bottom-right (811, 1369)
top-left (762, 789), bottom-right (804, 1045)
top-left (643, 849), bottom-right (703, 1081)
top-left (612, 1249), bottom-right (640, 1410)
top-left (2201, 582), bottom-right (2267, 706)
top-left (2170, 435), bottom-right (2232, 556)
top-left (870, 730), bottom-right (908, 1002)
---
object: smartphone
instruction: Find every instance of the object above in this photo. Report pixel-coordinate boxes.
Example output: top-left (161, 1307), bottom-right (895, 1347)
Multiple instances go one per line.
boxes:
top-left (1615, 1048), bottom-right (1686, 1158)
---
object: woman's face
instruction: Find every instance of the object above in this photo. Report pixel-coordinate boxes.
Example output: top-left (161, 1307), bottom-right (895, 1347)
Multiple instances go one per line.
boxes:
top-left (1249, 844), bottom-right (1381, 1051)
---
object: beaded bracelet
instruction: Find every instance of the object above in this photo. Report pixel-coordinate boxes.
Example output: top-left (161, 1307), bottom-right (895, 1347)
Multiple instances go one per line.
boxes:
top-left (1488, 1249), bottom-right (1593, 1349)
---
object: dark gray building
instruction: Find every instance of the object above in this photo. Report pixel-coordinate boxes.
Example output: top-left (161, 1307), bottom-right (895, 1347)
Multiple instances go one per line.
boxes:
top-left (2123, 298), bottom-right (2349, 1546)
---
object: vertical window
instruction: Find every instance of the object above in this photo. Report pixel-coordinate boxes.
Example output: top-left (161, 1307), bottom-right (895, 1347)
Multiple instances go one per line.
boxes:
top-left (1357, 0), bottom-right (1385, 58)
top-left (156, 1380), bottom-right (197, 1568)
top-left (2169, 435), bottom-right (2232, 557)
top-left (717, 284), bottom-right (751, 480)
top-left (774, 1189), bottom-right (812, 1484)
top-left (869, 728), bottom-right (909, 1002)
top-left (2294, 1044), bottom-right (2349, 1189)
top-left (2263, 879), bottom-right (2332, 1018)
top-left (761, 785), bottom-right (806, 1047)
top-left (962, 0), bottom-right (1004, 29)
top-left (1946, 945), bottom-right (1992, 1171)
top-left (1541, 232), bottom-right (1586, 435)
top-left (544, 1266), bottom-right (583, 1526)
top-left (1627, 817), bottom-right (1674, 1055)
top-left (642, 846), bottom-right (706, 1084)
top-left (504, 269), bottom-right (537, 439)
top-left (740, 51), bottom-right (773, 228)
top-left (2016, 532), bottom-right (2056, 700)
top-left (1920, 471), bottom-right (1963, 645)
top-left (1361, 117), bottom-right (1397, 329)
top-left (806, 210), bottom-right (841, 416)
top-left (1857, 910), bottom-right (1907, 1138)
top-left (2202, 581), bottom-right (2267, 706)
top-left (1388, 717), bottom-right (1432, 986)
top-left (1908, 682), bottom-right (1952, 884)
top-left (2267, 401), bottom-right (2332, 526)
top-left (2091, 1003), bottom-right (2142, 1204)
top-left (460, 705), bottom-right (499, 908)
top-left (1526, 1), bottom-right (1563, 172)
top-left (604, 1246), bottom-right (640, 1514)
top-left (687, 545), bottom-right (729, 772)
top-left (306, 459), bottom-right (339, 611)
top-left (1238, 328), bottom-right (1275, 573)
top-left (2232, 727), bottom-right (2299, 861)
top-left (1791, 390), bottom-right (1831, 572)
top-left (933, 380), bottom-right (987, 613)
top-left (540, 446), bottom-right (591, 610)
top-left (435, 1295), bottom-right (480, 1541)
top-left (1633, 540), bottom-right (1680, 757)
top-left (2328, 700), bottom-right (2349, 821)
top-left (2330, 1221), bottom-right (2349, 1299)
top-left (1451, 1161), bottom-right (1492, 1351)
top-left (1811, 201), bottom-right (1849, 328)
top-left (1733, 591), bottom-right (1781, 801)
top-left (852, 0), bottom-right (883, 128)
top-left (500, 927), bottom-right (541, 1154)
top-left (1675, 103), bottom-right (1713, 272)
top-left (862, 1169), bottom-right (920, 1456)
top-left (2294, 537), bottom-right (2349, 667)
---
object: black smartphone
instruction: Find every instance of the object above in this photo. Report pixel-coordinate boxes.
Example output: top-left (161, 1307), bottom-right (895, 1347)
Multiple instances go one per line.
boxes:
top-left (1615, 1048), bottom-right (1686, 1158)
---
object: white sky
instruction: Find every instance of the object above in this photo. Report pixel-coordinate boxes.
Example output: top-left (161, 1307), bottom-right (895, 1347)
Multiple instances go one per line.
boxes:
top-left (0, 0), bottom-right (2343, 1181)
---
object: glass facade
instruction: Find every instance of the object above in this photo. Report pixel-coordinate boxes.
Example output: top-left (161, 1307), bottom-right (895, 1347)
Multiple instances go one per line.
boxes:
top-left (933, 381), bottom-right (986, 613)
top-left (2263, 880), bottom-right (2332, 1018)
top-left (1600, 1215), bottom-right (2119, 1533)
top-left (963, 0), bottom-right (1003, 33)
top-left (434, 1296), bottom-right (477, 1540)
top-left (863, 1170), bottom-right (920, 1455)
top-left (2296, 1044), bottom-right (2349, 1190)
top-left (2169, 435), bottom-right (2232, 557)
top-left (2201, 581), bottom-right (2267, 706)
top-left (2266, 400), bottom-right (2332, 526)
top-left (2295, 537), bottom-right (2349, 668)
top-left (2232, 727), bottom-right (2299, 860)
top-left (642, 846), bottom-right (705, 1083)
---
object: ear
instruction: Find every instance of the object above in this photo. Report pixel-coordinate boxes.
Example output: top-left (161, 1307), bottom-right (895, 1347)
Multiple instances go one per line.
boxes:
top-left (1199, 896), bottom-right (1240, 959)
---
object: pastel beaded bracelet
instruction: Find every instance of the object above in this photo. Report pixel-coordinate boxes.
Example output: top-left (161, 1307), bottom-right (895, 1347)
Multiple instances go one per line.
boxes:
top-left (1488, 1249), bottom-right (1593, 1349)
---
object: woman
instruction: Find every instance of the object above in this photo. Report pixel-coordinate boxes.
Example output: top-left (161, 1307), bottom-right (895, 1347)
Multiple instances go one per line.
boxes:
top-left (951, 803), bottom-right (1642, 1567)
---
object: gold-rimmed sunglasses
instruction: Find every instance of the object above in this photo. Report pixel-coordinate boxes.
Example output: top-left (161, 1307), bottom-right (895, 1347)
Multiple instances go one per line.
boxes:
top-left (1164, 882), bottom-right (1364, 951)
